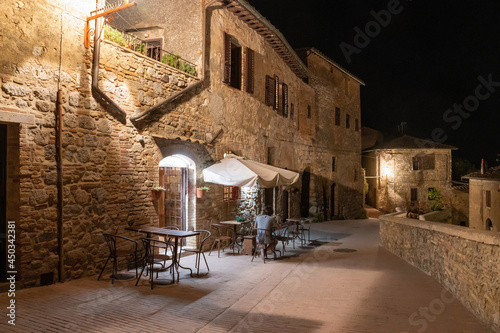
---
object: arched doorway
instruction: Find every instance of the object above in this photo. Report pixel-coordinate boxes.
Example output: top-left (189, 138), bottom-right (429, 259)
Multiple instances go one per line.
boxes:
top-left (486, 218), bottom-right (493, 231)
top-left (158, 155), bottom-right (195, 231)
top-left (300, 167), bottom-right (311, 218)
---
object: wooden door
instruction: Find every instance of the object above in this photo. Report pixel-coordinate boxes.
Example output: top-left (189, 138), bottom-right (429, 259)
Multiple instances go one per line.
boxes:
top-left (161, 167), bottom-right (188, 231)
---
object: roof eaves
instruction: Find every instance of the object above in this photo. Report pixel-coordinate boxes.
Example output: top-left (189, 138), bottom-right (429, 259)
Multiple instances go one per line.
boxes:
top-left (303, 47), bottom-right (365, 86)
top-left (217, 0), bottom-right (310, 81)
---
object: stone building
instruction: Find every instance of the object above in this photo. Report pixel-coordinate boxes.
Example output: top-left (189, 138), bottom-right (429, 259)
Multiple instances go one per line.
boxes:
top-left (363, 135), bottom-right (456, 213)
top-left (0, 0), bottom-right (363, 288)
top-left (463, 166), bottom-right (500, 231)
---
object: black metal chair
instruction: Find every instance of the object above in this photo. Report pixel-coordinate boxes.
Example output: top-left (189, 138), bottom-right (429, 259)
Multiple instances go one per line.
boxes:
top-left (182, 230), bottom-right (211, 276)
top-left (135, 238), bottom-right (174, 289)
top-left (98, 234), bottom-right (140, 283)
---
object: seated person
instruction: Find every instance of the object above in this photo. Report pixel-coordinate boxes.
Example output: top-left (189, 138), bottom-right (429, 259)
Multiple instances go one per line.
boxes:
top-left (254, 206), bottom-right (280, 257)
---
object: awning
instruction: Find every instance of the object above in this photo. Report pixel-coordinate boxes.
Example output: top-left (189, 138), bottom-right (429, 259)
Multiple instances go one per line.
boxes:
top-left (202, 154), bottom-right (299, 188)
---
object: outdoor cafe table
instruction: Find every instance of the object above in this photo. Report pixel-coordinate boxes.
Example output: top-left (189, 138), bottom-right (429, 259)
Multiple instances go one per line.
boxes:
top-left (219, 220), bottom-right (250, 251)
top-left (126, 225), bottom-right (199, 282)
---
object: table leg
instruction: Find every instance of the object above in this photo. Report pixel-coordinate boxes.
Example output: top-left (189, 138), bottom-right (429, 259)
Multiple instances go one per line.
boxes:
top-left (175, 237), bottom-right (193, 280)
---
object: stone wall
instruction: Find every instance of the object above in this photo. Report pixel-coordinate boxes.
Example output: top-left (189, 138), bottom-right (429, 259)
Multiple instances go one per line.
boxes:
top-left (0, 0), bottom-right (202, 287)
top-left (380, 214), bottom-right (500, 332)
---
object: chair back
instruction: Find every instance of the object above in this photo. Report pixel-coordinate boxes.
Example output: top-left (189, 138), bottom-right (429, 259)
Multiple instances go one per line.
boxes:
top-left (162, 225), bottom-right (180, 230)
top-left (141, 238), bottom-right (172, 263)
top-left (255, 227), bottom-right (273, 245)
top-left (103, 233), bottom-right (117, 256)
top-left (211, 224), bottom-right (232, 238)
top-left (192, 230), bottom-right (211, 250)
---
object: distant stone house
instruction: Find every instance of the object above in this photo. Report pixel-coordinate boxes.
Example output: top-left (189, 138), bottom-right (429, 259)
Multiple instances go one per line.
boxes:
top-left (0, 0), bottom-right (364, 288)
top-left (463, 166), bottom-right (500, 231)
top-left (363, 135), bottom-right (457, 213)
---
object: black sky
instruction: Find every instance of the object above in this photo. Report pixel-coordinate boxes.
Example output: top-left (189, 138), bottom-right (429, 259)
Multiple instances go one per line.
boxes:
top-left (247, 0), bottom-right (500, 167)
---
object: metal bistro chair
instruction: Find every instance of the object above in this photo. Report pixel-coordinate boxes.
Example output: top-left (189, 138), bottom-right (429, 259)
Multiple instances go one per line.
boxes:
top-left (98, 234), bottom-right (140, 284)
top-left (209, 224), bottom-right (236, 257)
top-left (273, 224), bottom-right (291, 255)
top-left (251, 228), bottom-right (280, 263)
top-left (182, 230), bottom-right (211, 276)
top-left (135, 238), bottom-right (174, 289)
top-left (299, 218), bottom-right (313, 244)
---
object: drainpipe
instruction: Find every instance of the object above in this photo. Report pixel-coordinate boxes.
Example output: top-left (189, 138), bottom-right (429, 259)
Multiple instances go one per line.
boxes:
top-left (92, 0), bottom-right (127, 124)
top-left (56, 90), bottom-right (64, 283)
top-left (130, 1), bottom-right (214, 122)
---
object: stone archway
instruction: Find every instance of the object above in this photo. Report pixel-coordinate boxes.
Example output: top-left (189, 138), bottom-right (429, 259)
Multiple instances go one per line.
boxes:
top-left (486, 218), bottom-right (493, 231)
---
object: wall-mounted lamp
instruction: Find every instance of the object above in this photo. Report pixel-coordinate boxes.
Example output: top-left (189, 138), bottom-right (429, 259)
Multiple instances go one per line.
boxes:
top-left (144, 33), bottom-right (149, 38)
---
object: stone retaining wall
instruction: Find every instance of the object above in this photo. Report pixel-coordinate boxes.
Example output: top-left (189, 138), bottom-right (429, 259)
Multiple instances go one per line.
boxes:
top-left (379, 213), bottom-right (500, 332)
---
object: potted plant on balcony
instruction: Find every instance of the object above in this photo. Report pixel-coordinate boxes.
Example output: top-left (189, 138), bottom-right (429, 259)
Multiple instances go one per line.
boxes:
top-left (151, 186), bottom-right (166, 201)
top-left (196, 186), bottom-right (210, 198)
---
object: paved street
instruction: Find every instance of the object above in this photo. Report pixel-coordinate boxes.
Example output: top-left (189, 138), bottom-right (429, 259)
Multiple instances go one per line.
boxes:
top-left (0, 219), bottom-right (492, 332)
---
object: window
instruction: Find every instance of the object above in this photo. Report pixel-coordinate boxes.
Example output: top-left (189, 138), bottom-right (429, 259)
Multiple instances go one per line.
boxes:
top-left (332, 156), bottom-right (336, 171)
top-left (413, 155), bottom-right (435, 170)
top-left (335, 107), bottom-right (340, 126)
top-left (223, 32), bottom-right (241, 89)
top-left (411, 188), bottom-right (418, 202)
top-left (486, 190), bottom-right (491, 208)
top-left (265, 75), bottom-right (276, 108)
top-left (224, 186), bottom-right (239, 201)
top-left (281, 83), bottom-right (288, 117)
top-left (355, 118), bottom-right (359, 131)
top-left (307, 105), bottom-right (311, 119)
top-left (245, 48), bottom-right (254, 94)
top-left (413, 157), bottom-right (422, 170)
top-left (346, 114), bottom-right (350, 129)
top-left (290, 103), bottom-right (295, 120)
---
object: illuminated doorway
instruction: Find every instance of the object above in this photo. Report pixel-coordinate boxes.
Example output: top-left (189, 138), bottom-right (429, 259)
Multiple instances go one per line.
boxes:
top-left (158, 155), bottom-right (195, 231)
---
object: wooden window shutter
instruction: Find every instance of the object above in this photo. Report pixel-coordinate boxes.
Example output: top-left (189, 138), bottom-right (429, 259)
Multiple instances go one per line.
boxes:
top-left (282, 83), bottom-right (288, 117)
top-left (245, 48), bottom-right (254, 94)
top-left (274, 75), bottom-right (279, 111)
top-left (335, 107), bottom-right (340, 126)
top-left (223, 32), bottom-right (232, 84)
top-left (265, 75), bottom-right (275, 107)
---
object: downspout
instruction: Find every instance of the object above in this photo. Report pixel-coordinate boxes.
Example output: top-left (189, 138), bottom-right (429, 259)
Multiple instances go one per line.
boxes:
top-left (56, 10), bottom-right (64, 283)
top-left (56, 90), bottom-right (64, 283)
top-left (92, 0), bottom-right (216, 124)
top-left (130, 0), bottom-right (215, 122)
top-left (92, 0), bottom-right (127, 124)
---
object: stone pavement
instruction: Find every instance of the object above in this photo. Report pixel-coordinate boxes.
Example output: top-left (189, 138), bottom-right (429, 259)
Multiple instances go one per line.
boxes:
top-left (0, 219), bottom-right (493, 333)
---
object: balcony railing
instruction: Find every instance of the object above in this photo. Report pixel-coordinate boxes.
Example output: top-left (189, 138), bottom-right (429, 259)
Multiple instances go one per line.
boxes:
top-left (103, 24), bottom-right (197, 77)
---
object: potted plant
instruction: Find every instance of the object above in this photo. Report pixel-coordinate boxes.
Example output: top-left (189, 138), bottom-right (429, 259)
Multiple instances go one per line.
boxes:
top-left (151, 186), bottom-right (165, 201)
top-left (196, 186), bottom-right (210, 198)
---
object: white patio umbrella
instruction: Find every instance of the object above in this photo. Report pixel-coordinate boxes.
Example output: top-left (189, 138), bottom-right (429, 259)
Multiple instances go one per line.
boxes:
top-left (202, 154), bottom-right (299, 188)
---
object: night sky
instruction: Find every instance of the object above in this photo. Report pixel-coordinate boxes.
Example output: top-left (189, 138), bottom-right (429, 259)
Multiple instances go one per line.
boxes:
top-left (247, 0), bottom-right (500, 167)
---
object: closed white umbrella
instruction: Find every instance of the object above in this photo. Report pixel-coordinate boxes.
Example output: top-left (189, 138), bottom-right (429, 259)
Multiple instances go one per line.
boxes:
top-left (202, 154), bottom-right (299, 188)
